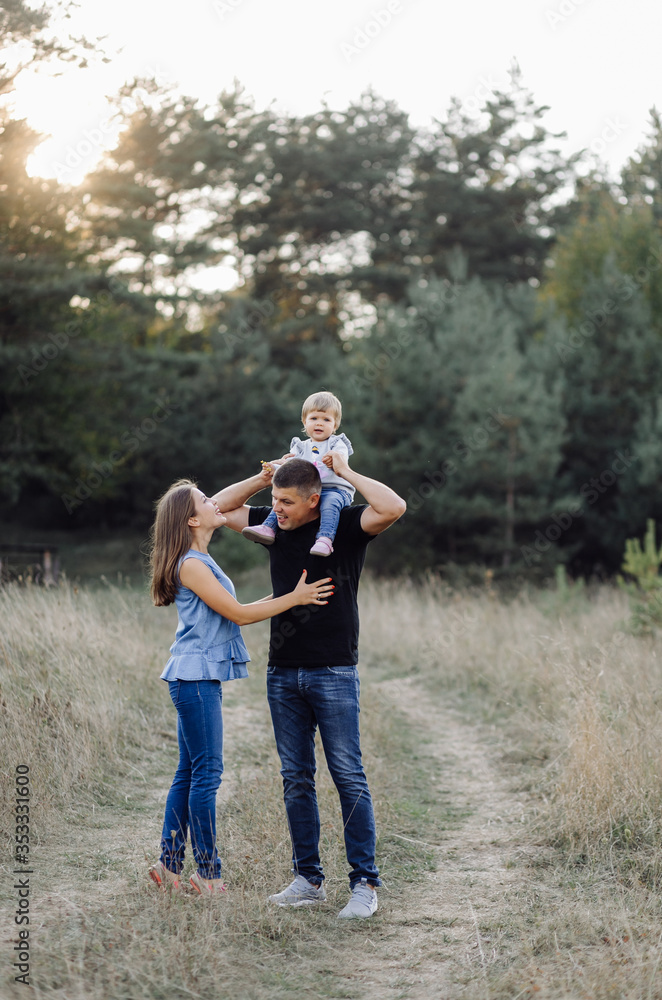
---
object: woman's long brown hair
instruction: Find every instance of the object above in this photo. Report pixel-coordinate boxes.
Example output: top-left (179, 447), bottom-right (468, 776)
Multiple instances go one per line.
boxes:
top-left (149, 479), bottom-right (197, 606)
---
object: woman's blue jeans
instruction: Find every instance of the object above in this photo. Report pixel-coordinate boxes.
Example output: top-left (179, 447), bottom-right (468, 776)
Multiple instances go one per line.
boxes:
top-left (159, 679), bottom-right (223, 879)
top-left (266, 665), bottom-right (381, 888)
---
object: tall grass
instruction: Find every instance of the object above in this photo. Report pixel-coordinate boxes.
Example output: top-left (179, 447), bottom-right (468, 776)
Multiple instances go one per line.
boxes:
top-left (358, 576), bottom-right (662, 858)
top-left (4, 574), bottom-right (660, 870)
top-left (5, 579), bottom-right (662, 868)
top-left (2, 575), bottom-right (662, 999)
top-left (0, 579), bottom-right (174, 837)
top-left (0, 579), bottom-right (443, 999)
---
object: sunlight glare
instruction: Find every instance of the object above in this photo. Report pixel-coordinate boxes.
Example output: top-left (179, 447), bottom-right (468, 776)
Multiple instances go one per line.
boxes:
top-left (14, 69), bottom-right (123, 184)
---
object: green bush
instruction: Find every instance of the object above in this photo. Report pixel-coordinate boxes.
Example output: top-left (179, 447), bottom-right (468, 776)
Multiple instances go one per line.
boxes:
top-left (618, 518), bottom-right (662, 632)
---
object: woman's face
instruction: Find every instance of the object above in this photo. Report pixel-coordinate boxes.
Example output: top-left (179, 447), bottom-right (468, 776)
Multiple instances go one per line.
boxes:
top-left (189, 489), bottom-right (226, 529)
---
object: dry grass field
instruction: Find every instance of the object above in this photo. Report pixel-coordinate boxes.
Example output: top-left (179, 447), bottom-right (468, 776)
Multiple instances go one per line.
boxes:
top-left (1, 574), bottom-right (662, 999)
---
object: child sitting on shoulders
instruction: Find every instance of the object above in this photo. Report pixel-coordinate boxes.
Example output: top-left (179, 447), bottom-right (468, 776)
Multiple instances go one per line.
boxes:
top-left (242, 391), bottom-right (354, 556)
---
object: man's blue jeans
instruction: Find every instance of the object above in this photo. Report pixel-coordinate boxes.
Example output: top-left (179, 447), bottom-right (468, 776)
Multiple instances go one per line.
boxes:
top-left (159, 679), bottom-right (223, 879)
top-left (266, 665), bottom-right (381, 888)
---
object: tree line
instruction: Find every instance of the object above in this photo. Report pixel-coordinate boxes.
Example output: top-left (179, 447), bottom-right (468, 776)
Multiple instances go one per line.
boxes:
top-left (2, 0), bottom-right (662, 577)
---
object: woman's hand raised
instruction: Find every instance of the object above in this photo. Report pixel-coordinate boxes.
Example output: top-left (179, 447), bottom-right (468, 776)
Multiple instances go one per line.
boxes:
top-left (293, 569), bottom-right (334, 606)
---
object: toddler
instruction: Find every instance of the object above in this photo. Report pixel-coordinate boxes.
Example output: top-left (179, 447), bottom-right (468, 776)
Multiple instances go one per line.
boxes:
top-left (242, 391), bottom-right (354, 556)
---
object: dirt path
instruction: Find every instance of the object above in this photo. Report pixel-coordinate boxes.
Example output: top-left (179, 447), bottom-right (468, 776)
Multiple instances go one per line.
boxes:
top-left (349, 675), bottom-right (539, 1000)
top-left (103, 677), bottom-right (536, 1000)
top-left (15, 677), bottom-right (540, 1000)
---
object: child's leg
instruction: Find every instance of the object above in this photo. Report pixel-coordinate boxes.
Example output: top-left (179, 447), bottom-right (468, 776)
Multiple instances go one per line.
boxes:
top-left (242, 508), bottom-right (277, 544)
top-left (316, 488), bottom-right (351, 543)
top-left (263, 509), bottom-right (278, 531)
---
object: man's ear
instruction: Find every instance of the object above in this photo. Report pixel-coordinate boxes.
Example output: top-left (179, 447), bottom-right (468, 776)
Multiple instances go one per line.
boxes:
top-left (309, 492), bottom-right (321, 508)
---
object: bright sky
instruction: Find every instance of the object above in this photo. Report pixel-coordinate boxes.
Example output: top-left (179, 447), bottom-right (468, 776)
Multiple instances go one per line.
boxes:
top-left (10, 0), bottom-right (661, 187)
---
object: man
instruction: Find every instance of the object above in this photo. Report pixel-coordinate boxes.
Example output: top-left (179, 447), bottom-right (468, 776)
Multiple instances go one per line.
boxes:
top-left (216, 452), bottom-right (406, 918)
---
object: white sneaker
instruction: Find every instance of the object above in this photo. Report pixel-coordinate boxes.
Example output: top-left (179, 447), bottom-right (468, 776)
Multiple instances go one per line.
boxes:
top-left (337, 878), bottom-right (378, 919)
top-left (268, 874), bottom-right (326, 907)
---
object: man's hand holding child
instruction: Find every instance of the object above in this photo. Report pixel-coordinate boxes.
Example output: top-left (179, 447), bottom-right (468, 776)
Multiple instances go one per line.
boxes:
top-left (323, 450), bottom-right (351, 478)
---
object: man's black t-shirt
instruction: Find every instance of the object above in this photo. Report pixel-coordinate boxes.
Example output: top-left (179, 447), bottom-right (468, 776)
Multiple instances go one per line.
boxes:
top-left (248, 504), bottom-right (376, 667)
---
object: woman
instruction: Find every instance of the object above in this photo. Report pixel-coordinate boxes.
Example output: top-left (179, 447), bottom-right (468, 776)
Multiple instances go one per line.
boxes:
top-left (147, 478), bottom-right (333, 894)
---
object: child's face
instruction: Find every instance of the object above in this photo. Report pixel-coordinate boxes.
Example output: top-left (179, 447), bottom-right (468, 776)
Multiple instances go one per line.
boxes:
top-left (304, 409), bottom-right (337, 442)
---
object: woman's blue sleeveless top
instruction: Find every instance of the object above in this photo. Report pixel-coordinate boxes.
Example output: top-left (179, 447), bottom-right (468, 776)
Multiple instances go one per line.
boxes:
top-left (159, 550), bottom-right (250, 682)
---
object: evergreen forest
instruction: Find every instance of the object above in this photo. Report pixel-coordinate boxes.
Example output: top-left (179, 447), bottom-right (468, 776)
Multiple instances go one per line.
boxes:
top-left (3, 0), bottom-right (662, 578)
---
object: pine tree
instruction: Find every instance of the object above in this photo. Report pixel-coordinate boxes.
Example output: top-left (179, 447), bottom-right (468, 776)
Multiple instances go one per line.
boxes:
top-left (552, 256), bottom-right (662, 571)
top-left (0, 7), bottom-right (155, 514)
top-left (621, 108), bottom-right (662, 225)
top-left (543, 190), bottom-right (662, 331)
top-left (409, 66), bottom-right (580, 287)
top-left (348, 270), bottom-right (567, 573)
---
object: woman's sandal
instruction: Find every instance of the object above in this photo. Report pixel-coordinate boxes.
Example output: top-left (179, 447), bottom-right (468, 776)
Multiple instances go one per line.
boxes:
top-left (148, 861), bottom-right (182, 892)
top-left (190, 872), bottom-right (228, 895)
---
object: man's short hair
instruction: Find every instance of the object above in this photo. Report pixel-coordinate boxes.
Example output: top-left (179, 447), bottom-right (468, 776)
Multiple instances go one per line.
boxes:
top-left (273, 458), bottom-right (321, 499)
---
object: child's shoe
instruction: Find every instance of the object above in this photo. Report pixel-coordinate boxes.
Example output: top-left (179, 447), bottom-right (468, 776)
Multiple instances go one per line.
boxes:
top-left (310, 537), bottom-right (334, 556)
top-left (242, 525), bottom-right (276, 546)
top-left (190, 872), bottom-right (227, 895)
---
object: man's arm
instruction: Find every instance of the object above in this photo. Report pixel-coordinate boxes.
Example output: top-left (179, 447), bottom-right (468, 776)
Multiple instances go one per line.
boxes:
top-left (326, 451), bottom-right (406, 535)
top-left (212, 467), bottom-right (272, 533)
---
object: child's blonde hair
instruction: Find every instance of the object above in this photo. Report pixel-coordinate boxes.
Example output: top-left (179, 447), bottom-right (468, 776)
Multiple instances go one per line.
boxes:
top-left (301, 391), bottom-right (342, 430)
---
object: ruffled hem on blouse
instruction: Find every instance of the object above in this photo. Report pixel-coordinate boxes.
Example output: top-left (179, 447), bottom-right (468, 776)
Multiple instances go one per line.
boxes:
top-left (160, 635), bottom-right (250, 682)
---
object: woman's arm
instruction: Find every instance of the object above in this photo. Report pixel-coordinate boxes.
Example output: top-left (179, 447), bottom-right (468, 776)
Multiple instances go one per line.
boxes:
top-left (179, 559), bottom-right (332, 626)
top-left (212, 467), bottom-right (272, 513)
top-left (211, 467), bottom-right (272, 533)
top-left (212, 459), bottom-right (289, 533)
